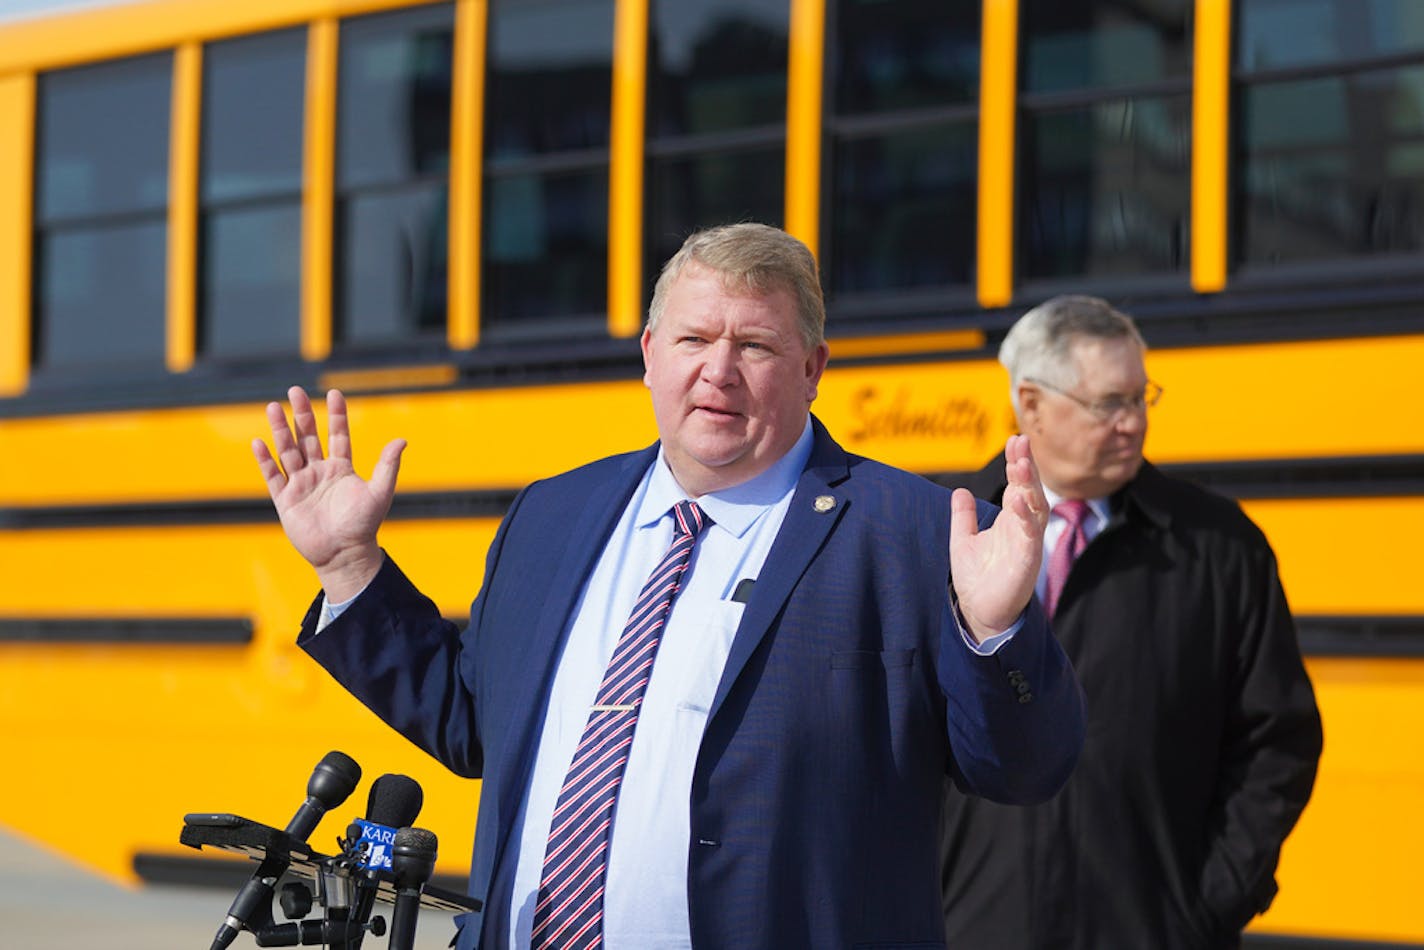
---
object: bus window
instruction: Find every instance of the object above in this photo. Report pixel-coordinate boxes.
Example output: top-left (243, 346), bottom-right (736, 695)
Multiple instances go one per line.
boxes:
top-left (483, 0), bottom-right (614, 339)
top-left (825, 0), bottom-right (981, 309)
top-left (1238, 0), bottom-right (1424, 70)
top-left (199, 28), bottom-right (306, 362)
top-left (645, 0), bottom-right (788, 290)
top-left (1235, 0), bottom-right (1424, 270)
top-left (33, 53), bottom-right (171, 378)
top-left (335, 2), bottom-right (455, 353)
top-left (1018, 0), bottom-right (1192, 284)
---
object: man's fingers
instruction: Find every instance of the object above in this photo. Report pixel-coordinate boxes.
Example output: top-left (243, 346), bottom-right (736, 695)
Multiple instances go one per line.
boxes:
top-left (1003, 434), bottom-right (1048, 528)
top-left (252, 439), bottom-right (287, 501)
top-left (290, 385), bottom-right (325, 463)
top-left (369, 439), bottom-right (407, 501)
top-left (1004, 432), bottom-right (1026, 464)
top-left (949, 486), bottom-right (980, 544)
top-left (327, 389), bottom-right (352, 461)
top-left (266, 399), bottom-right (306, 477)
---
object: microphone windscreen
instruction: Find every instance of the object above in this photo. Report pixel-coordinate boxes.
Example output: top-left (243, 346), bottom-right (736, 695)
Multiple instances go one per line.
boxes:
top-left (309, 751), bottom-right (362, 810)
top-left (391, 827), bottom-right (439, 889)
top-left (394, 826), bottom-right (437, 857)
top-left (366, 773), bottom-right (423, 828)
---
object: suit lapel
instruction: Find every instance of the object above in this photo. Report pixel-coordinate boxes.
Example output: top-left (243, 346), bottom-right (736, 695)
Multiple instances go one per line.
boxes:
top-left (492, 446), bottom-right (657, 860)
top-left (707, 419), bottom-right (851, 722)
top-left (526, 450), bottom-right (657, 673)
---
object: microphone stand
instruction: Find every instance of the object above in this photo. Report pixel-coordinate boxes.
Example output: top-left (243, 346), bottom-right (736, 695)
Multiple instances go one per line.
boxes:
top-left (251, 839), bottom-right (386, 948)
top-left (182, 808), bottom-right (476, 949)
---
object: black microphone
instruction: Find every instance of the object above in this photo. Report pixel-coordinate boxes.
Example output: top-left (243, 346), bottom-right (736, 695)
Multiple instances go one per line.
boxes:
top-left (284, 750), bottom-right (364, 841)
top-left (353, 773), bottom-right (424, 865)
top-left (343, 774), bottom-right (424, 944)
top-left (210, 750), bottom-right (362, 950)
top-left (387, 827), bottom-right (438, 950)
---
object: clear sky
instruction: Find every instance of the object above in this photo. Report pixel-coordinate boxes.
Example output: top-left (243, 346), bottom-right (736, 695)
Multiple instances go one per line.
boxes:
top-left (0, 0), bottom-right (126, 23)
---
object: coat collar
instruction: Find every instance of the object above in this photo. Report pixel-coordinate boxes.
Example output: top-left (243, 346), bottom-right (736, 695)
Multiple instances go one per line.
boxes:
top-left (1111, 460), bottom-right (1173, 532)
top-left (967, 452), bottom-right (1173, 534)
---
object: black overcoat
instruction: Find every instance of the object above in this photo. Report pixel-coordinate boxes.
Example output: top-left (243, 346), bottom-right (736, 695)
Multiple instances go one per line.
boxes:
top-left (941, 457), bottom-right (1323, 949)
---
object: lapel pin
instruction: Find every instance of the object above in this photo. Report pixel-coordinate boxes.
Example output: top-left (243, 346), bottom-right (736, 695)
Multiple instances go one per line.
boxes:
top-left (813, 494), bottom-right (836, 513)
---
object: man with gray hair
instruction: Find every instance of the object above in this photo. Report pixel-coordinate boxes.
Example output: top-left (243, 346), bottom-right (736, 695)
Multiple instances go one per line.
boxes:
top-left (940, 294), bottom-right (1322, 949)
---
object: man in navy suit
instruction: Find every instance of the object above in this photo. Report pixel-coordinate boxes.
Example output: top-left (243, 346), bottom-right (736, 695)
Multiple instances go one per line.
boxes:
top-left (254, 223), bottom-right (1085, 949)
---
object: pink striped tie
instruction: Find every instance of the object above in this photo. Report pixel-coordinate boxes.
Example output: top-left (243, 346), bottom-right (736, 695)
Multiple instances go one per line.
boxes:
top-left (530, 500), bottom-right (710, 950)
top-left (1044, 499), bottom-right (1089, 617)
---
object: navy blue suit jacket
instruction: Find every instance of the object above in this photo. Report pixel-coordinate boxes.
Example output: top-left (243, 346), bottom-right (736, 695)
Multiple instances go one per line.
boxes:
top-left (301, 418), bottom-right (1084, 949)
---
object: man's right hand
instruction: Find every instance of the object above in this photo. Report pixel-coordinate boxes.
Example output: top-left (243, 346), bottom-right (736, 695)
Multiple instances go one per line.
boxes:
top-left (252, 386), bottom-right (406, 602)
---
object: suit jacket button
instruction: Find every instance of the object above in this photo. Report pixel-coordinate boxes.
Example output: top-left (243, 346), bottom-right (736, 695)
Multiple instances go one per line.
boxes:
top-left (1017, 692), bottom-right (1033, 704)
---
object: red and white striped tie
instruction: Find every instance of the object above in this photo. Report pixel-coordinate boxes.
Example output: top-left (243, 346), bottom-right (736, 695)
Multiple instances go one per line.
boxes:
top-left (530, 500), bottom-right (710, 950)
top-left (1044, 499), bottom-right (1089, 617)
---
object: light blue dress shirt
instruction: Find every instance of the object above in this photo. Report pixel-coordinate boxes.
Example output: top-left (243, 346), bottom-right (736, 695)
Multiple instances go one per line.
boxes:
top-left (500, 421), bottom-right (815, 949)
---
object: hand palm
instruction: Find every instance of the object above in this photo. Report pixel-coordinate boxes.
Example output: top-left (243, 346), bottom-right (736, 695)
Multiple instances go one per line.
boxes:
top-left (274, 455), bottom-right (390, 568)
top-left (253, 387), bottom-right (405, 594)
top-left (949, 435), bottom-right (1048, 639)
top-left (951, 501), bottom-right (1040, 632)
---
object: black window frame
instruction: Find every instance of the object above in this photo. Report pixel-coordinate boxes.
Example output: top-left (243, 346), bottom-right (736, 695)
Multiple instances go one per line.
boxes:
top-left (29, 51), bottom-right (174, 384)
top-left (1229, 1), bottom-right (1424, 288)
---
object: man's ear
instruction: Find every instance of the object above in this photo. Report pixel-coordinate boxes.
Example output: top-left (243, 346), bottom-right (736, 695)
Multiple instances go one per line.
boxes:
top-left (804, 342), bottom-right (830, 401)
top-left (640, 327), bottom-right (654, 388)
top-left (1016, 383), bottom-right (1042, 430)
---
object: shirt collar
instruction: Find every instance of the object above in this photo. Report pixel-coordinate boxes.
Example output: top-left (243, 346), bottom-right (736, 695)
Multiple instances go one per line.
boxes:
top-left (1043, 485), bottom-right (1111, 527)
top-left (640, 418), bottom-right (814, 538)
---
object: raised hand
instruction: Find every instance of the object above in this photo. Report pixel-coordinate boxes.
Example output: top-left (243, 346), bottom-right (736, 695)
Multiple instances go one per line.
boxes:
top-left (948, 433), bottom-right (1049, 641)
top-left (252, 386), bottom-right (406, 601)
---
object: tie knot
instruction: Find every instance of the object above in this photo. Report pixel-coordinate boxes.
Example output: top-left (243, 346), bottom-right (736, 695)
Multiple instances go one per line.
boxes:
top-left (1053, 498), bottom-right (1090, 529)
top-left (672, 500), bottom-right (711, 538)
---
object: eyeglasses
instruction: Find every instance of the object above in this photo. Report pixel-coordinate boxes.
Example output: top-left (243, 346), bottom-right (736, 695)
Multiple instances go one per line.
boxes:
top-left (1026, 377), bottom-right (1163, 422)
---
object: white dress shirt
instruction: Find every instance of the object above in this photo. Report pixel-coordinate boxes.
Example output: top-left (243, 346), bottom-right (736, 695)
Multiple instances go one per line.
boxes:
top-left (1038, 487), bottom-right (1110, 603)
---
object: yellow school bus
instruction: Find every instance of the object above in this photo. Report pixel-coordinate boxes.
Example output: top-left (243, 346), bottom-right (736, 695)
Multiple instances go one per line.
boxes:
top-left (0, 1), bottom-right (1420, 945)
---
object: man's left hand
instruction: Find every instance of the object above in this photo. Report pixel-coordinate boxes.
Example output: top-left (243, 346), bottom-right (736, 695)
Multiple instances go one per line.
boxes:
top-left (949, 433), bottom-right (1048, 642)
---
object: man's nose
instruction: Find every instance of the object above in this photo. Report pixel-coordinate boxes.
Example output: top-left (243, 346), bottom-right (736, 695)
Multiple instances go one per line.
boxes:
top-left (700, 340), bottom-right (740, 385)
top-left (1113, 407), bottom-right (1147, 434)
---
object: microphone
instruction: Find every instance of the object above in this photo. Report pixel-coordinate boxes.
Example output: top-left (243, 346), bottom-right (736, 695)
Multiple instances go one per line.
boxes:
top-left (343, 774), bottom-right (424, 944)
top-left (387, 827), bottom-right (438, 950)
top-left (350, 773), bottom-right (424, 872)
top-left (210, 751), bottom-right (362, 950)
top-left (284, 750), bottom-right (364, 841)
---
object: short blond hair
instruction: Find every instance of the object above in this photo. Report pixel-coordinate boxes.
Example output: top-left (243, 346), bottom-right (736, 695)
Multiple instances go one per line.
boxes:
top-left (647, 223), bottom-right (826, 350)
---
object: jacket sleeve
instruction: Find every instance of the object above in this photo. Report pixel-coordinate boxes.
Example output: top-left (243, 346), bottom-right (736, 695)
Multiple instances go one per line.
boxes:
top-left (1198, 538), bottom-right (1323, 930)
top-left (296, 485), bottom-right (532, 778)
top-left (938, 499), bottom-right (1087, 805)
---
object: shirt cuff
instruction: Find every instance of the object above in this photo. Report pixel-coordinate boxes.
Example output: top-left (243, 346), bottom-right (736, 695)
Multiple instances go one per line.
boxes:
top-left (966, 617), bottom-right (1023, 655)
top-left (315, 587), bottom-right (364, 632)
top-left (951, 598), bottom-right (1025, 656)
